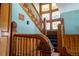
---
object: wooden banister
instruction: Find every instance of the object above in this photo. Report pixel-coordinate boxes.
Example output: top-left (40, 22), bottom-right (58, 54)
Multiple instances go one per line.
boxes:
top-left (32, 3), bottom-right (42, 20)
top-left (10, 34), bottom-right (53, 56)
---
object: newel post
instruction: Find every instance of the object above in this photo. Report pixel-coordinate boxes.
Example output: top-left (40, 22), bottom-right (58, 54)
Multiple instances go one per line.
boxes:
top-left (57, 24), bottom-right (64, 56)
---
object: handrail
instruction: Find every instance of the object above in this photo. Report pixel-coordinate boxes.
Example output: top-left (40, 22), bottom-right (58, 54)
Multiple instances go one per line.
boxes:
top-left (10, 34), bottom-right (53, 56)
top-left (14, 34), bottom-right (54, 52)
top-left (14, 34), bottom-right (53, 49)
top-left (25, 3), bottom-right (41, 21)
top-left (31, 3), bottom-right (42, 20)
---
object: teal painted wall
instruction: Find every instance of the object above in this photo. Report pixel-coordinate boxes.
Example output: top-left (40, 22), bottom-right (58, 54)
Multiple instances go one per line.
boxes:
top-left (61, 10), bottom-right (79, 34)
top-left (12, 3), bottom-right (41, 34)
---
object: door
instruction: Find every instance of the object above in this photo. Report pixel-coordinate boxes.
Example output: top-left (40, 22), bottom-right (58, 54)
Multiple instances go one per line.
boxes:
top-left (0, 3), bottom-right (12, 56)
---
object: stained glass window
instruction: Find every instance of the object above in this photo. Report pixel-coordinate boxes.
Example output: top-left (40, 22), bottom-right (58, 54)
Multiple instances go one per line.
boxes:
top-left (52, 3), bottom-right (58, 10)
top-left (52, 21), bottom-right (61, 30)
top-left (52, 11), bottom-right (60, 19)
top-left (42, 4), bottom-right (49, 12)
top-left (42, 13), bottom-right (50, 20)
top-left (46, 22), bottom-right (50, 30)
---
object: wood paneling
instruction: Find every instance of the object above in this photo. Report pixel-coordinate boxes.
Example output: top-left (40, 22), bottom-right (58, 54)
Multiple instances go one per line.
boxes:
top-left (63, 35), bottom-right (79, 56)
top-left (1, 4), bottom-right (9, 31)
top-left (0, 3), bottom-right (11, 56)
top-left (0, 3), bottom-right (1, 18)
top-left (55, 19), bottom-right (79, 56)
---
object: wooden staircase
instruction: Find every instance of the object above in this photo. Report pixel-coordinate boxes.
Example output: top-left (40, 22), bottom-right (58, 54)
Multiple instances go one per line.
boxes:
top-left (19, 4), bottom-right (64, 55)
top-left (47, 34), bottom-right (58, 52)
top-left (19, 3), bottom-right (42, 33)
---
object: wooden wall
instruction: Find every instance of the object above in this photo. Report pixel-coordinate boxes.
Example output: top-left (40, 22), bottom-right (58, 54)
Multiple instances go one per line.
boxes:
top-left (63, 35), bottom-right (79, 56)
top-left (0, 3), bottom-right (1, 18)
top-left (0, 3), bottom-right (11, 56)
top-left (57, 22), bottom-right (79, 56)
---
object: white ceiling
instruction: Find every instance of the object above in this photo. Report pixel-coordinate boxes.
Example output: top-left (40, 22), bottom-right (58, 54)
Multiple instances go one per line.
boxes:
top-left (56, 3), bottom-right (79, 13)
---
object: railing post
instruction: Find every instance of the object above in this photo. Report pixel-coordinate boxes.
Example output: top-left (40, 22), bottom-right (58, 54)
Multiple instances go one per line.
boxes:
top-left (57, 24), bottom-right (64, 56)
top-left (43, 18), bottom-right (47, 35)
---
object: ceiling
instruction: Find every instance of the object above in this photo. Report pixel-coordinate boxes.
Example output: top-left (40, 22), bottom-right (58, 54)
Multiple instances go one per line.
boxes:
top-left (56, 3), bottom-right (79, 13)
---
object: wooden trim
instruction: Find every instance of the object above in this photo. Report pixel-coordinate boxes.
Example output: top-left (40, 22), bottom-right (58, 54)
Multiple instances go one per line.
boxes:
top-left (51, 8), bottom-right (59, 12)
top-left (63, 35), bottom-right (79, 56)
top-left (40, 3), bottom-right (50, 5)
top-left (7, 3), bottom-right (12, 56)
top-left (57, 24), bottom-right (64, 55)
top-left (64, 34), bottom-right (79, 36)
top-left (40, 8), bottom-right (58, 14)
top-left (13, 34), bottom-right (47, 42)
top-left (0, 3), bottom-right (1, 18)
top-left (40, 11), bottom-right (51, 14)
top-left (32, 3), bottom-right (42, 20)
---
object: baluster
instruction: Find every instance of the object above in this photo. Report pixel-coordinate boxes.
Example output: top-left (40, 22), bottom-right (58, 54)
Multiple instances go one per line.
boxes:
top-left (36, 39), bottom-right (38, 56)
top-left (34, 38), bottom-right (36, 56)
top-left (27, 38), bottom-right (29, 56)
top-left (37, 39), bottom-right (40, 56)
top-left (14, 36), bottom-right (16, 56)
top-left (22, 37), bottom-right (23, 56)
top-left (18, 37), bottom-right (20, 56)
top-left (23, 37), bottom-right (26, 56)
top-left (11, 36), bottom-right (14, 55)
top-left (30, 38), bottom-right (33, 56)
top-left (35, 38), bottom-right (38, 56)
top-left (18, 37), bottom-right (19, 56)
top-left (32, 38), bottom-right (35, 56)
top-left (19, 37), bottom-right (21, 56)
top-left (12, 37), bottom-right (16, 56)
top-left (26, 37), bottom-right (27, 55)
top-left (11, 35), bottom-right (13, 55)
top-left (20, 37), bottom-right (22, 56)
top-left (12, 36), bottom-right (14, 56)
top-left (29, 38), bottom-right (31, 56)
top-left (17, 37), bottom-right (19, 55)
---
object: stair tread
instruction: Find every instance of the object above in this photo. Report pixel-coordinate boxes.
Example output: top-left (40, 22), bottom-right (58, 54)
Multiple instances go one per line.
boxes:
top-left (50, 40), bottom-right (57, 42)
top-left (47, 35), bottom-right (58, 52)
top-left (51, 52), bottom-right (60, 56)
top-left (51, 42), bottom-right (57, 44)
